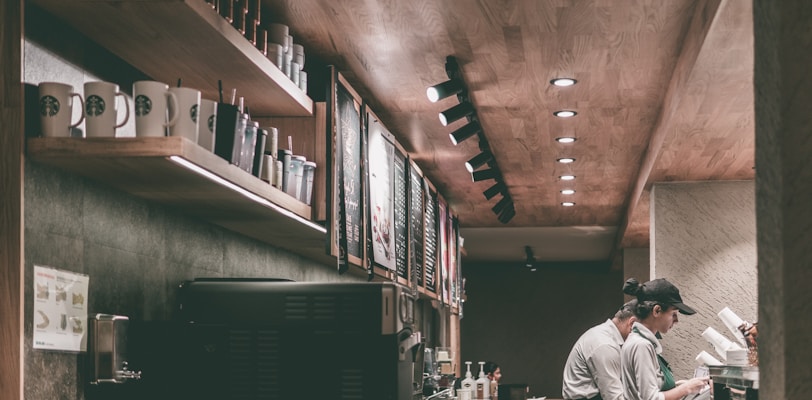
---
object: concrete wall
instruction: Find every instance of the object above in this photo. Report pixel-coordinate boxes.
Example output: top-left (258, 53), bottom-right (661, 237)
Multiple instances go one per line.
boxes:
top-left (623, 247), bottom-right (650, 284)
top-left (753, 1), bottom-right (812, 397)
top-left (650, 181), bottom-right (757, 378)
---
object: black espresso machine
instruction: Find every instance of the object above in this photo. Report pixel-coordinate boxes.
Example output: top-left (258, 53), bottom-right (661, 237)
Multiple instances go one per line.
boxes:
top-left (148, 279), bottom-right (422, 400)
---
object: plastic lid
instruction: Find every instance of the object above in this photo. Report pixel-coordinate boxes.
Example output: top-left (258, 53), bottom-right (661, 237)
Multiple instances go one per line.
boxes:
top-left (291, 155), bottom-right (307, 161)
top-left (304, 161), bottom-right (316, 167)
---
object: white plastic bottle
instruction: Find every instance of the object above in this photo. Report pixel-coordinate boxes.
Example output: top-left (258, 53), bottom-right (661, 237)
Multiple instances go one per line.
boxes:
top-left (461, 361), bottom-right (476, 394)
top-left (475, 361), bottom-right (490, 399)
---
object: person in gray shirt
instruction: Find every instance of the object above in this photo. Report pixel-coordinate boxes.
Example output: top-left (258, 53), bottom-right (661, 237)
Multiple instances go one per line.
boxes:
top-left (620, 278), bottom-right (709, 400)
top-left (562, 299), bottom-right (638, 400)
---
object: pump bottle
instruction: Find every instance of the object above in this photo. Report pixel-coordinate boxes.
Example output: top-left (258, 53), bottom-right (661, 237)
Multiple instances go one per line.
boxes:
top-left (461, 361), bottom-right (475, 393)
top-left (475, 361), bottom-right (490, 399)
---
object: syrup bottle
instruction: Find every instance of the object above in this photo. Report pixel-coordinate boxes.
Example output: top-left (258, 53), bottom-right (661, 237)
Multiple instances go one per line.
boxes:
top-left (475, 361), bottom-right (490, 399)
top-left (461, 361), bottom-right (476, 393)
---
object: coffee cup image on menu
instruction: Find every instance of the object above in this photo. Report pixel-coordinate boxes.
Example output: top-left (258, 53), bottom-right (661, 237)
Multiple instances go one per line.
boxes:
top-left (38, 82), bottom-right (85, 137)
top-left (133, 80), bottom-right (179, 137)
top-left (84, 81), bottom-right (131, 137)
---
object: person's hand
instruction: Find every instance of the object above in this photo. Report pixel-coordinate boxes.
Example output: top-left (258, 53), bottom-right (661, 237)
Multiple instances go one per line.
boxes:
top-left (681, 376), bottom-right (710, 395)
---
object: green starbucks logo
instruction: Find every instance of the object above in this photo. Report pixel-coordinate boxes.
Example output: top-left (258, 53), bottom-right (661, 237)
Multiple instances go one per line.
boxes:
top-left (40, 95), bottom-right (60, 117)
top-left (190, 104), bottom-right (198, 123)
top-left (85, 95), bottom-right (105, 116)
top-left (135, 95), bottom-right (152, 116)
top-left (207, 115), bottom-right (215, 133)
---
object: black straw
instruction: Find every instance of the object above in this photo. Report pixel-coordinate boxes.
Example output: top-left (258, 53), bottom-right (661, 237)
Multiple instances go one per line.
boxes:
top-left (177, 78), bottom-right (182, 88)
top-left (218, 80), bottom-right (224, 103)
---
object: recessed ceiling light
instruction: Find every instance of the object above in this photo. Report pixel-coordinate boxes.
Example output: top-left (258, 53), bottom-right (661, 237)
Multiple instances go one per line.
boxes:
top-left (556, 157), bottom-right (575, 164)
top-left (555, 137), bottom-right (576, 143)
top-left (559, 175), bottom-right (576, 181)
top-left (560, 189), bottom-right (575, 195)
top-left (561, 202), bottom-right (576, 207)
top-left (554, 110), bottom-right (577, 118)
top-left (550, 78), bottom-right (577, 87)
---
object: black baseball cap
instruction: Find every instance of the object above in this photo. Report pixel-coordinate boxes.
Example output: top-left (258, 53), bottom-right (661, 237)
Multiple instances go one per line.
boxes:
top-left (634, 278), bottom-right (697, 315)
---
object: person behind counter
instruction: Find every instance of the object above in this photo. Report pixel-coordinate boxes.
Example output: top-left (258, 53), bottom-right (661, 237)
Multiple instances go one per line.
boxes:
top-left (620, 278), bottom-right (709, 400)
top-left (484, 361), bottom-right (502, 384)
top-left (562, 299), bottom-right (638, 400)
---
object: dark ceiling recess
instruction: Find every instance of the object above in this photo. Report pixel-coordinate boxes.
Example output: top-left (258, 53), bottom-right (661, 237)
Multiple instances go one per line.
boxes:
top-left (426, 56), bottom-right (515, 223)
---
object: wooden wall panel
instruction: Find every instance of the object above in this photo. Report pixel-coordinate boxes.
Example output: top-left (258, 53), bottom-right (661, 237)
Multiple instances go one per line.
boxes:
top-left (0, 0), bottom-right (24, 399)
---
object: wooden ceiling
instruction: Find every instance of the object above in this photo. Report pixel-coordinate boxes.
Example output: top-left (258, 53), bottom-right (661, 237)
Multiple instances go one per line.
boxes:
top-left (264, 0), bottom-right (754, 263)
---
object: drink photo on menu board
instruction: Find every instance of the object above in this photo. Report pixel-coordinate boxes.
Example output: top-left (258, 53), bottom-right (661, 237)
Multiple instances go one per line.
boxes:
top-left (393, 149), bottom-right (409, 281)
top-left (409, 162), bottom-right (425, 288)
top-left (366, 110), bottom-right (396, 271)
top-left (423, 183), bottom-right (438, 293)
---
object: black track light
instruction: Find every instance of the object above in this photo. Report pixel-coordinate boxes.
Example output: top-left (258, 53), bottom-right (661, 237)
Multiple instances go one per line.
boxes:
top-left (449, 121), bottom-right (481, 145)
top-left (465, 150), bottom-right (493, 172)
top-left (483, 181), bottom-right (506, 200)
top-left (498, 206), bottom-right (516, 223)
top-left (439, 101), bottom-right (474, 126)
top-left (491, 195), bottom-right (512, 215)
top-left (426, 79), bottom-right (464, 103)
top-left (472, 167), bottom-right (499, 182)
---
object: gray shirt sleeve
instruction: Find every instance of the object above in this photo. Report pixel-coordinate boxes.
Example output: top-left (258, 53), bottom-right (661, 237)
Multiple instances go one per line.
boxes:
top-left (587, 343), bottom-right (624, 400)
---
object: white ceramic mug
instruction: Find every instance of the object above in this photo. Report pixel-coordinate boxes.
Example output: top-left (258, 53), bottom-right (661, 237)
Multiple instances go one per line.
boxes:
top-left (267, 43), bottom-right (284, 69)
top-left (84, 81), bottom-right (130, 137)
top-left (133, 80), bottom-right (179, 137)
top-left (197, 99), bottom-right (218, 152)
top-left (267, 23), bottom-right (289, 51)
top-left (298, 70), bottom-right (308, 92)
top-left (38, 82), bottom-right (84, 137)
top-left (292, 43), bottom-right (304, 68)
top-left (167, 87), bottom-right (201, 143)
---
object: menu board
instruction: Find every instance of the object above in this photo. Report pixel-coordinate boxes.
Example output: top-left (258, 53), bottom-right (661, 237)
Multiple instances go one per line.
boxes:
top-left (451, 217), bottom-right (461, 308)
top-left (409, 163), bottom-right (424, 287)
top-left (439, 199), bottom-right (450, 303)
top-left (367, 113), bottom-right (396, 271)
top-left (336, 81), bottom-right (363, 266)
top-left (423, 184), bottom-right (438, 292)
top-left (393, 150), bottom-right (409, 280)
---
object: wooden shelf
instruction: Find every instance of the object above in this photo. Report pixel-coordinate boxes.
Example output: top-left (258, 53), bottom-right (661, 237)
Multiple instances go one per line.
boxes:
top-left (27, 137), bottom-right (335, 265)
top-left (30, 0), bottom-right (312, 117)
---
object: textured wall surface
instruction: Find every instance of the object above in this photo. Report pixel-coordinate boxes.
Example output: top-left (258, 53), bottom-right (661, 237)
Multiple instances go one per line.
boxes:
top-left (650, 181), bottom-right (757, 378)
top-left (623, 247), bottom-right (650, 286)
top-left (23, 23), bottom-right (363, 400)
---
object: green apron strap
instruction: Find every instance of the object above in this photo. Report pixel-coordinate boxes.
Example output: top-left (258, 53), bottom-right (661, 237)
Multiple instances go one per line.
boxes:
top-left (633, 327), bottom-right (676, 391)
top-left (657, 354), bottom-right (676, 391)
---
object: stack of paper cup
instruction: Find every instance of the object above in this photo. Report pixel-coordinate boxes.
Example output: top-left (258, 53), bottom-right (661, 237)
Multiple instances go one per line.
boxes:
top-left (702, 326), bottom-right (742, 360)
top-left (718, 307), bottom-right (747, 346)
top-left (696, 350), bottom-right (722, 366)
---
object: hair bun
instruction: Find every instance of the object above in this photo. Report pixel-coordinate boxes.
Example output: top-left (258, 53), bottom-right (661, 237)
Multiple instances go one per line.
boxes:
top-left (623, 278), bottom-right (642, 296)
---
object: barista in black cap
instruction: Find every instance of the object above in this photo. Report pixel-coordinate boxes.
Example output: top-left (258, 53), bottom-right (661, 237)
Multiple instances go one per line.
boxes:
top-left (620, 278), bottom-right (709, 400)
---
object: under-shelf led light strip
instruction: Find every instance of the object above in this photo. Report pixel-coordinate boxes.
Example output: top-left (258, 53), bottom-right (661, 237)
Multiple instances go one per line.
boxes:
top-left (169, 156), bottom-right (327, 233)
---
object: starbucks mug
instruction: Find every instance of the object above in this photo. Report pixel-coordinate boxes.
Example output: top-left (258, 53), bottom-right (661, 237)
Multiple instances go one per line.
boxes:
top-left (167, 87), bottom-right (201, 143)
top-left (84, 81), bottom-right (130, 137)
top-left (38, 82), bottom-right (85, 137)
top-left (197, 99), bottom-right (218, 152)
top-left (133, 80), bottom-right (179, 137)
